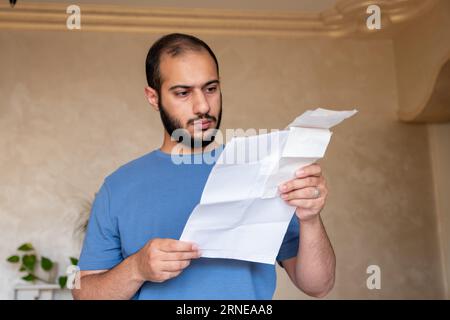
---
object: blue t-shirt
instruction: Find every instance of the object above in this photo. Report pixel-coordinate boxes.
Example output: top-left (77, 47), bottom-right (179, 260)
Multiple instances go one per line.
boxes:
top-left (78, 146), bottom-right (300, 300)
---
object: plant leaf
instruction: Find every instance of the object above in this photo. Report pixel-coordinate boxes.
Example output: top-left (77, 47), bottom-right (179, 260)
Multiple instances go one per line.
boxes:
top-left (19, 266), bottom-right (27, 272)
top-left (7, 255), bottom-right (20, 263)
top-left (58, 276), bottom-right (68, 289)
top-left (17, 243), bottom-right (34, 252)
top-left (70, 257), bottom-right (79, 265)
top-left (22, 254), bottom-right (37, 272)
top-left (41, 256), bottom-right (54, 271)
top-left (22, 273), bottom-right (37, 282)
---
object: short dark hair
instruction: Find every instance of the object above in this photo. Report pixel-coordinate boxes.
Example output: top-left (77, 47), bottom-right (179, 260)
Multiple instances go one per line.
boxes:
top-left (145, 33), bottom-right (219, 94)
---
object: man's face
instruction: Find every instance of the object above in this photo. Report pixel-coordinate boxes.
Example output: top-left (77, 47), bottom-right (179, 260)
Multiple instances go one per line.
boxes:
top-left (157, 50), bottom-right (222, 148)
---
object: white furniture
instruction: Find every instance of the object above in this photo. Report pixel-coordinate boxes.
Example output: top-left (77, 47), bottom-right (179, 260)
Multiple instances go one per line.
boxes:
top-left (14, 284), bottom-right (72, 300)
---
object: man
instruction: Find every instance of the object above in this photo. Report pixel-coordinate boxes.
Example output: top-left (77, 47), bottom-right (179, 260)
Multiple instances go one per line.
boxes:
top-left (73, 33), bottom-right (335, 300)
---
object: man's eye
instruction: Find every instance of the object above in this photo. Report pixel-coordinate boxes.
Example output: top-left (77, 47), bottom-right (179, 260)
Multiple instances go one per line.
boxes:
top-left (206, 86), bottom-right (217, 93)
top-left (176, 91), bottom-right (188, 97)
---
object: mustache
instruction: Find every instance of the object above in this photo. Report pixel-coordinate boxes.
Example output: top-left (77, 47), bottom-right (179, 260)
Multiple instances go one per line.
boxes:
top-left (187, 114), bottom-right (216, 125)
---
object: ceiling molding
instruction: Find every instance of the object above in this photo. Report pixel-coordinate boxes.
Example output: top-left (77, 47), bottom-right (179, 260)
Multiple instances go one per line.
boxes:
top-left (0, 0), bottom-right (439, 37)
top-left (398, 54), bottom-right (450, 123)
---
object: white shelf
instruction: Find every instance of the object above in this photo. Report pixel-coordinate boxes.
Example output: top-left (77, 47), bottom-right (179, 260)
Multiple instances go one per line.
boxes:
top-left (14, 283), bottom-right (72, 300)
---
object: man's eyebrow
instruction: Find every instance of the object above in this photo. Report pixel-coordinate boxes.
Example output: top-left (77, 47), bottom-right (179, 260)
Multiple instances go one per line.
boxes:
top-left (168, 84), bottom-right (191, 91)
top-left (168, 79), bottom-right (220, 91)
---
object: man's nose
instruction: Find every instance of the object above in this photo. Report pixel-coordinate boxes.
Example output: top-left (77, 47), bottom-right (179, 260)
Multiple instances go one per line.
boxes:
top-left (192, 90), bottom-right (210, 115)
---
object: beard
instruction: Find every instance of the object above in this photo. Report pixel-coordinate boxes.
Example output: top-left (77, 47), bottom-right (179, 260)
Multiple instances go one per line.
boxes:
top-left (158, 93), bottom-right (222, 149)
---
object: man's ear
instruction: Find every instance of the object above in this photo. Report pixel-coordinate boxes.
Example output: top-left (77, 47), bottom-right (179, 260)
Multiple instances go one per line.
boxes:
top-left (144, 86), bottom-right (159, 111)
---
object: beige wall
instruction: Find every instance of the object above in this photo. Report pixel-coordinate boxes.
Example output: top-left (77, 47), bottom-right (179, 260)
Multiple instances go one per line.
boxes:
top-left (428, 123), bottom-right (450, 299)
top-left (0, 16), bottom-right (447, 299)
top-left (392, 0), bottom-right (450, 299)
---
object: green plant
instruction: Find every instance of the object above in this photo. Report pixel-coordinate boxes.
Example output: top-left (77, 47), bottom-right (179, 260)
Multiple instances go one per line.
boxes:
top-left (7, 242), bottom-right (78, 289)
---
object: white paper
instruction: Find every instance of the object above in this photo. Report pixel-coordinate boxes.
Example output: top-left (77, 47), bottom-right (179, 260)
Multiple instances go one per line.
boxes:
top-left (180, 108), bottom-right (358, 264)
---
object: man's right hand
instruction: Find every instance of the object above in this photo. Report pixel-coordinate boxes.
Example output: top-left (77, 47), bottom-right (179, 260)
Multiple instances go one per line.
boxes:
top-left (132, 238), bottom-right (201, 283)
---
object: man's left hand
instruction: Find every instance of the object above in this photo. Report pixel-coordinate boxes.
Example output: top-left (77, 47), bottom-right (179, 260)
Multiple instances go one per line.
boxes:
top-left (278, 163), bottom-right (328, 222)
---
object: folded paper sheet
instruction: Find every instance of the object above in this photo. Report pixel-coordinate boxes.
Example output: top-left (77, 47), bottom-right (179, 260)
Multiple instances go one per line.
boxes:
top-left (180, 108), bottom-right (358, 264)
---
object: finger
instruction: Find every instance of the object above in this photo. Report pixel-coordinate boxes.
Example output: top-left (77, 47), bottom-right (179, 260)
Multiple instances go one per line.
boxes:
top-left (162, 251), bottom-right (201, 261)
top-left (280, 187), bottom-right (321, 201)
top-left (279, 176), bottom-right (321, 193)
top-left (161, 270), bottom-right (182, 281)
top-left (161, 260), bottom-right (191, 272)
top-left (295, 163), bottom-right (322, 178)
top-left (286, 198), bottom-right (318, 209)
top-left (160, 239), bottom-right (198, 252)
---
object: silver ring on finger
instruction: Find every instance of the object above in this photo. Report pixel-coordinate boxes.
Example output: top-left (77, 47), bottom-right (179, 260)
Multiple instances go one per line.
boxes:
top-left (313, 187), bottom-right (321, 198)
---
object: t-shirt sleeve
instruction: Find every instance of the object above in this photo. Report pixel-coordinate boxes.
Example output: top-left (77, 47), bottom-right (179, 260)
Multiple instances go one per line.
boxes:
top-left (276, 212), bottom-right (300, 267)
top-left (77, 181), bottom-right (123, 271)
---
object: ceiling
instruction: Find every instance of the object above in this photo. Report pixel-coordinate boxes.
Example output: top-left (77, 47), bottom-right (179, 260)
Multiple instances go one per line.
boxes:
top-left (21, 0), bottom-right (339, 13)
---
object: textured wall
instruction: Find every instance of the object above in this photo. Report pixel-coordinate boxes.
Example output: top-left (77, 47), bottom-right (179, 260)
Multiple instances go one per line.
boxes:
top-left (392, 0), bottom-right (450, 298)
top-left (428, 123), bottom-right (450, 298)
top-left (0, 30), bottom-right (444, 299)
